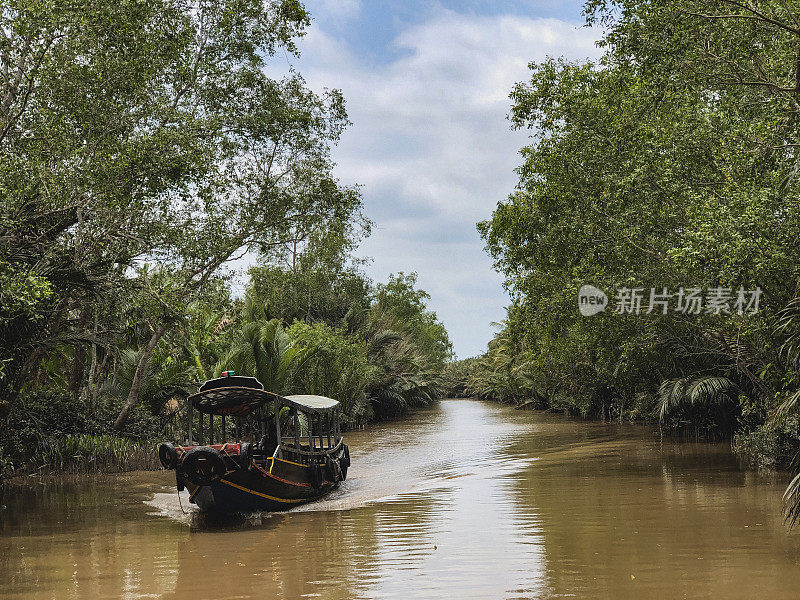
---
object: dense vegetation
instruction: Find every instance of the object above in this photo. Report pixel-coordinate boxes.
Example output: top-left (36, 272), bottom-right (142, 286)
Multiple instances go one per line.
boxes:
top-left (457, 0), bottom-right (800, 521)
top-left (0, 0), bottom-right (450, 475)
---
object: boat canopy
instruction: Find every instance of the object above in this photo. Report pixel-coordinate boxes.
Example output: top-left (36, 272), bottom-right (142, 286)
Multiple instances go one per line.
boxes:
top-left (188, 376), bottom-right (339, 417)
top-left (199, 375), bottom-right (263, 392)
top-left (189, 387), bottom-right (278, 416)
top-left (281, 394), bottom-right (340, 414)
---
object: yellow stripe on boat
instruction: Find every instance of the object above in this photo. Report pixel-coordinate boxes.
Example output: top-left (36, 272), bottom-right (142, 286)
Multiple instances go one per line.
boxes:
top-left (219, 478), bottom-right (305, 503)
top-left (268, 456), bottom-right (308, 469)
top-left (189, 485), bottom-right (202, 501)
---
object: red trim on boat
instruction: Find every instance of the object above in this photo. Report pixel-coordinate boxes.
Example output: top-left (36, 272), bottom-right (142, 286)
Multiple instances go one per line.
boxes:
top-left (266, 470), bottom-right (311, 488)
top-left (251, 460), bottom-right (311, 488)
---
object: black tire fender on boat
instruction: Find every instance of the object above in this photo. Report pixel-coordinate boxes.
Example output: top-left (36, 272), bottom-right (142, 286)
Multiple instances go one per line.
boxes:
top-left (341, 444), bottom-right (351, 469)
top-left (181, 446), bottom-right (227, 486)
top-left (326, 455), bottom-right (341, 482)
top-left (238, 442), bottom-right (254, 470)
top-left (310, 463), bottom-right (323, 489)
top-left (158, 442), bottom-right (179, 470)
top-left (175, 469), bottom-right (186, 492)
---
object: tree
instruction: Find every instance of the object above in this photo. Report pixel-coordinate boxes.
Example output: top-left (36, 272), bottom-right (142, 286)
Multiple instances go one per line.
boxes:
top-left (214, 292), bottom-right (314, 395)
top-left (0, 1), bottom-right (366, 429)
top-left (287, 320), bottom-right (374, 422)
top-left (477, 3), bottom-right (800, 409)
top-left (477, 0), bottom-right (800, 519)
top-left (374, 273), bottom-right (453, 369)
top-left (247, 184), bottom-right (372, 327)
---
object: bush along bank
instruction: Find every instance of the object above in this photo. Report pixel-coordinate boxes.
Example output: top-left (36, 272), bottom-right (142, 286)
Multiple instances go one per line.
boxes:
top-left (1, 274), bottom-right (452, 478)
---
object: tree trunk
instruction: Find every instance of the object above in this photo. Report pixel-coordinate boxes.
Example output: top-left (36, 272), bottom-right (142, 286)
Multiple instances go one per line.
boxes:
top-left (91, 348), bottom-right (110, 406)
top-left (714, 332), bottom-right (775, 401)
top-left (112, 324), bottom-right (167, 431)
top-left (68, 305), bottom-right (92, 399)
top-left (82, 311), bottom-right (99, 408)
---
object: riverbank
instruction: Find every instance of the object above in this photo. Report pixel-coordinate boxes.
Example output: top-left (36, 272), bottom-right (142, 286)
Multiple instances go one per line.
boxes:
top-left (446, 356), bottom-right (800, 476)
top-left (0, 389), bottom-right (163, 478)
top-left (6, 387), bottom-right (791, 487)
top-left (2, 276), bottom-right (451, 478)
top-left (0, 391), bottom-right (443, 479)
top-left (511, 396), bottom-right (799, 474)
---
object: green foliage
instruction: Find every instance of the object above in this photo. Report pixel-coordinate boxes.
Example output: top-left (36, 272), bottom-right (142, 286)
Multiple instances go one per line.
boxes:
top-left (247, 201), bottom-right (372, 326)
top-left (287, 321), bottom-right (374, 423)
top-left (104, 348), bottom-right (195, 415)
top-left (0, 260), bottom-right (53, 320)
top-left (0, 389), bottom-right (161, 474)
top-left (243, 266), bottom-right (450, 421)
top-left (0, 253), bottom-right (453, 470)
top-left (657, 376), bottom-right (739, 421)
top-left (783, 472), bottom-right (800, 527)
top-left (0, 0), bottom-right (359, 428)
top-left (180, 297), bottom-right (234, 382)
top-left (36, 434), bottom-right (158, 474)
top-left (359, 300), bottom-right (445, 418)
top-left (211, 269), bottom-right (450, 425)
top-left (734, 422), bottom-right (800, 471)
top-left (470, 0), bottom-right (800, 522)
top-left (373, 273), bottom-right (453, 370)
top-left (215, 296), bottom-right (314, 396)
top-left (248, 264), bottom-right (372, 326)
top-left (441, 358), bottom-right (479, 398)
top-left (0, 0), bottom-right (456, 474)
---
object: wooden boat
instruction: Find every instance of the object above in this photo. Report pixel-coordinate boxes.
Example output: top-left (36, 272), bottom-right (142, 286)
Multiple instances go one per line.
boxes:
top-left (158, 372), bottom-right (350, 513)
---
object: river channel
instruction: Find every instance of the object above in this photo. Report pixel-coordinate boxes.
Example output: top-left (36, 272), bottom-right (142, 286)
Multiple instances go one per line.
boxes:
top-left (2, 399), bottom-right (799, 599)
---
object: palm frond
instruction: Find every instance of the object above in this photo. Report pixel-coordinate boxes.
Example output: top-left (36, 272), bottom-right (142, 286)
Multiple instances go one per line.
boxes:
top-left (771, 388), bottom-right (800, 425)
top-left (784, 471), bottom-right (800, 527)
top-left (658, 376), bottom-right (738, 421)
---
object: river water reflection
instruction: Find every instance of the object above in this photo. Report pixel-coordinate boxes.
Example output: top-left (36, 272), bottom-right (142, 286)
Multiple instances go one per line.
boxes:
top-left (2, 399), bottom-right (800, 599)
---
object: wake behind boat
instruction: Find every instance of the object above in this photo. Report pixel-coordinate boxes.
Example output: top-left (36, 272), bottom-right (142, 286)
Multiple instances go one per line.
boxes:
top-left (158, 372), bottom-right (350, 513)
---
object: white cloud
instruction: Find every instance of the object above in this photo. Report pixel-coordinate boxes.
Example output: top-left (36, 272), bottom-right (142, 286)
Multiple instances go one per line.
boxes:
top-left (304, 0), bottom-right (361, 26)
top-left (285, 11), bottom-right (601, 358)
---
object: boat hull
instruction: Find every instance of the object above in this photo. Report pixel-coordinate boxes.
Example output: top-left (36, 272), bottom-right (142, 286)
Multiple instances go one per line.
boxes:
top-left (183, 454), bottom-right (342, 513)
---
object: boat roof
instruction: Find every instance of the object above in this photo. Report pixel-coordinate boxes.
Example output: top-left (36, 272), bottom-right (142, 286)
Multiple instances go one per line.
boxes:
top-left (199, 375), bottom-right (263, 392)
top-left (189, 375), bottom-right (340, 416)
top-left (281, 394), bottom-right (340, 414)
top-left (189, 387), bottom-right (277, 416)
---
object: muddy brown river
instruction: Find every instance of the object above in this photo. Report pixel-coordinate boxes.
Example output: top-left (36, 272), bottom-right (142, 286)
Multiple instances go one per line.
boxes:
top-left (2, 399), bottom-right (800, 599)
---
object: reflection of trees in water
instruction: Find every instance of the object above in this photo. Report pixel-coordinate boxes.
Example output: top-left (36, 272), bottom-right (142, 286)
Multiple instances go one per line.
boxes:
top-left (506, 422), bottom-right (800, 599)
top-left (0, 474), bottom-right (181, 598)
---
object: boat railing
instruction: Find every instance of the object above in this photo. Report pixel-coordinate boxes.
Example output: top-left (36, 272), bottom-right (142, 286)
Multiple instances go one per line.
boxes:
top-left (277, 437), bottom-right (343, 462)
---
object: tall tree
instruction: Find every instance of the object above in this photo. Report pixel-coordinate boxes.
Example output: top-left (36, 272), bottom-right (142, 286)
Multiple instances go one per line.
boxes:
top-left (0, 0), bottom-right (363, 429)
top-left (479, 0), bottom-right (800, 420)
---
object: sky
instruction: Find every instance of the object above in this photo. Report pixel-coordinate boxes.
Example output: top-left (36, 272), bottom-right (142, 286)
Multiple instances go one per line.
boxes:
top-left (275, 0), bottom-right (601, 359)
